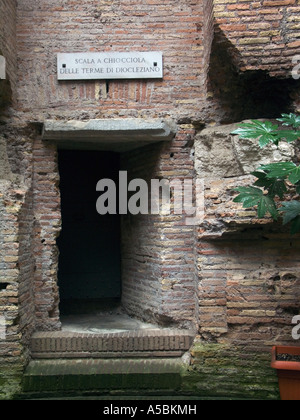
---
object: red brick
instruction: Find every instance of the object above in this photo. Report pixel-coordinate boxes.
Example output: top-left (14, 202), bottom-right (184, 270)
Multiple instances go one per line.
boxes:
top-left (0, 0), bottom-right (300, 401)
top-left (263, 0), bottom-right (296, 5)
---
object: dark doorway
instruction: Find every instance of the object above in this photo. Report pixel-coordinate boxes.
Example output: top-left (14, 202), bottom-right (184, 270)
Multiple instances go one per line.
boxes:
top-left (57, 150), bottom-right (121, 314)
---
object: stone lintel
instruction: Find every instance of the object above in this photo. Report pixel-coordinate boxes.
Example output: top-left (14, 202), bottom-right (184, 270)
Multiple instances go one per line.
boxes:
top-left (42, 118), bottom-right (177, 152)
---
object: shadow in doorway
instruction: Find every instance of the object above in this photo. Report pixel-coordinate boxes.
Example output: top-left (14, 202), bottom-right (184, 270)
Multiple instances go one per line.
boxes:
top-left (57, 150), bottom-right (121, 317)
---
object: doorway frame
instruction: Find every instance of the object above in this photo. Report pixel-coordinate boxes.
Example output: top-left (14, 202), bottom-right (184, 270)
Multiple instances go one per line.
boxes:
top-left (57, 149), bottom-right (122, 313)
top-left (33, 118), bottom-right (198, 333)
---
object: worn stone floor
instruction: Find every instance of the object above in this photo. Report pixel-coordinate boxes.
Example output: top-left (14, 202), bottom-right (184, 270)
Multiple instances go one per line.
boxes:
top-left (60, 300), bottom-right (164, 334)
top-left (61, 312), bottom-right (162, 334)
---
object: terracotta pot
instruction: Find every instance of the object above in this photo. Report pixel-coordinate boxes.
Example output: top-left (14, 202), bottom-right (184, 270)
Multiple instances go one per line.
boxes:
top-left (271, 346), bottom-right (300, 401)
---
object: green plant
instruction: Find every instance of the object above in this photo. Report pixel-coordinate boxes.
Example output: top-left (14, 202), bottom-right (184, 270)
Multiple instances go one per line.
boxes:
top-left (232, 113), bottom-right (300, 234)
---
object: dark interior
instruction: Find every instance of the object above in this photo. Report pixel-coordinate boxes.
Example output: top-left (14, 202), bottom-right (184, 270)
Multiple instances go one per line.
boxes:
top-left (57, 150), bottom-right (121, 315)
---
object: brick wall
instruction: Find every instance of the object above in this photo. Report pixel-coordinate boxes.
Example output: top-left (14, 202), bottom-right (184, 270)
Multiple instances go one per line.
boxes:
top-left (198, 232), bottom-right (300, 341)
top-left (195, 125), bottom-right (300, 342)
top-left (203, 0), bottom-right (215, 81)
top-left (0, 117), bottom-right (39, 396)
top-left (0, 181), bottom-right (23, 399)
top-left (32, 138), bottom-right (61, 331)
top-left (0, 0), bottom-right (17, 107)
top-left (0, 0), bottom-right (17, 79)
top-left (0, 135), bottom-right (35, 398)
top-left (121, 126), bottom-right (197, 329)
top-left (186, 227), bottom-right (300, 399)
top-left (190, 123), bottom-right (300, 399)
top-left (15, 0), bottom-right (214, 331)
top-left (0, 0), bottom-right (300, 399)
top-left (16, 0), bottom-right (214, 123)
top-left (208, 0), bottom-right (300, 123)
top-left (31, 127), bottom-right (197, 331)
top-left (214, 0), bottom-right (300, 77)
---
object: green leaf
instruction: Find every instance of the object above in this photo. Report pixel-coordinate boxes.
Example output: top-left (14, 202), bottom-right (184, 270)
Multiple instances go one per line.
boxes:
top-left (260, 162), bottom-right (296, 176)
top-left (288, 166), bottom-right (300, 184)
top-left (280, 201), bottom-right (300, 225)
top-left (258, 195), bottom-right (278, 219)
top-left (291, 216), bottom-right (300, 235)
top-left (277, 130), bottom-right (300, 143)
top-left (234, 186), bottom-right (278, 220)
top-left (277, 113), bottom-right (300, 129)
top-left (252, 171), bottom-right (272, 188)
top-left (234, 186), bottom-right (263, 202)
top-left (280, 201), bottom-right (300, 234)
top-left (259, 133), bottom-right (279, 148)
top-left (252, 171), bottom-right (287, 199)
top-left (232, 120), bottom-right (279, 148)
top-left (233, 186), bottom-right (261, 207)
top-left (260, 162), bottom-right (300, 184)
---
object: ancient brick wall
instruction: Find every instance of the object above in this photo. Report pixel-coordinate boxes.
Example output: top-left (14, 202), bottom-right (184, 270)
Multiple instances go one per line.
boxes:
top-left (0, 0), bottom-right (300, 399)
top-left (16, 0), bottom-right (214, 123)
top-left (209, 0), bottom-right (300, 123)
top-left (0, 133), bottom-right (35, 399)
top-left (0, 0), bottom-right (37, 395)
top-left (14, 0), bottom-right (214, 332)
top-left (0, 0), bottom-right (30, 389)
top-left (0, 0), bottom-right (17, 108)
top-left (121, 125), bottom-right (197, 329)
top-left (31, 128), bottom-right (197, 330)
top-left (32, 138), bottom-right (61, 331)
top-left (190, 124), bottom-right (300, 399)
top-left (0, 0), bottom-right (17, 78)
top-left (0, 180), bottom-right (23, 399)
top-left (214, 0), bottom-right (300, 76)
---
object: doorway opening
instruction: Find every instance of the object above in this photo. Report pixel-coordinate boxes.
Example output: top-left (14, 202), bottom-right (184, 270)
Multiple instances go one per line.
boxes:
top-left (57, 150), bottom-right (121, 317)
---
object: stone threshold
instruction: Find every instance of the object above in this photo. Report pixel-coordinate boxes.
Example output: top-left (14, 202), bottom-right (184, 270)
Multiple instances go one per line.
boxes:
top-left (30, 329), bottom-right (195, 359)
top-left (22, 358), bottom-right (185, 395)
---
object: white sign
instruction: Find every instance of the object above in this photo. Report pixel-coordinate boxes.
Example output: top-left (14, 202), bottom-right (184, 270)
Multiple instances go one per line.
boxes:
top-left (57, 51), bottom-right (163, 81)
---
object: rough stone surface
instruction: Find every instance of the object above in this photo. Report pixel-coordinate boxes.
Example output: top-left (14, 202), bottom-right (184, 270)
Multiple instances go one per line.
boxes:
top-left (0, 0), bottom-right (300, 400)
top-left (0, 138), bottom-right (12, 181)
top-left (213, 0), bottom-right (300, 79)
top-left (43, 118), bottom-right (177, 151)
top-left (0, 56), bottom-right (5, 80)
top-left (0, 0), bottom-right (17, 109)
top-left (22, 358), bottom-right (184, 396)
top-left (43, 119), bottom-right (177, 140)
top-left (30, 329), bottom-right (194, 359)
top-left (195, 123), bottom-right (295, 179)
top-left (183, 342), bottom-right (279, 400)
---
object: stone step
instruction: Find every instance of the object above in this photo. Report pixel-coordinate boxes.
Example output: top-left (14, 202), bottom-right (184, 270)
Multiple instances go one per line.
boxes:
top-left (22, 358), bottom-right (184, 395)
top-left (30, 329), bottom-right (194, 359)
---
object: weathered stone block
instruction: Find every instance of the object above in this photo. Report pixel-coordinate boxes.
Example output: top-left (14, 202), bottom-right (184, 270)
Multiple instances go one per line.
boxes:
top-left (195, 123), bottom-right (295, 179)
